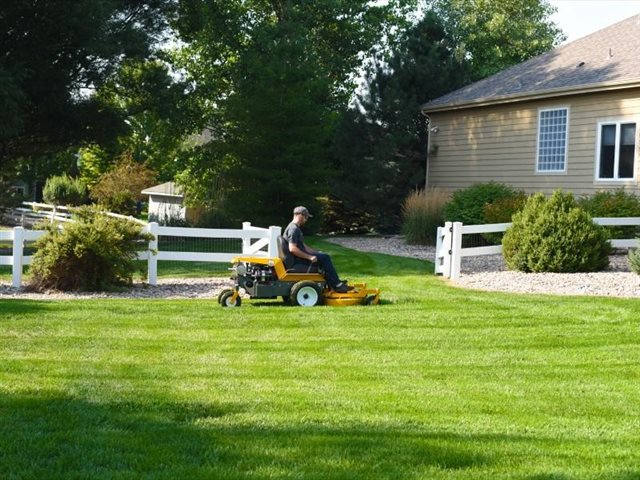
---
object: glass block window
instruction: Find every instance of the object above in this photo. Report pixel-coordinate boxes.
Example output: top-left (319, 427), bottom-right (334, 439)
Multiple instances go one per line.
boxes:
top-left (598, 122), bottom-right (636, 180)
top-left (537, 108), bottom-right (568, 172)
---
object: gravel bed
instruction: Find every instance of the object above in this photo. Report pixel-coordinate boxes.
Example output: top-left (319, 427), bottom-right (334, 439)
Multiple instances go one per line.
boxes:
top-left (0, 278), bottom-right (232, 301)
top-left (327, 235), bottom-right (640, 298)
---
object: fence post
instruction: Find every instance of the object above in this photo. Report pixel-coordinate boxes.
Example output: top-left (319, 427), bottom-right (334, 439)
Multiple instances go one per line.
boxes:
top-left (435, 226), bottom-right (443, 275)
top-left (267, 226), bottom-right (281, 258)
top-left (439, 222), bottom-right (453, 278)
top-left (12, 226), bottom-right (24, 288)
top-left (242, 222), bottom-right (252, 254)
top-left (450, 222), bottom-right (463, 280)
top-left (147, 222), bottom-right (158, 286)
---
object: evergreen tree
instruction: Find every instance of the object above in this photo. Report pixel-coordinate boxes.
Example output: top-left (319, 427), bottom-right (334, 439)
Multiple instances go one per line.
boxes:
top-left (332, 13), bottom-right (468, 232)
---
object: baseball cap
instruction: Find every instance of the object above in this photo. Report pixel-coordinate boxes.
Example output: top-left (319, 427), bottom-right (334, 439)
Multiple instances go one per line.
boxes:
top-left (293, 206), bottom-right (313, 217)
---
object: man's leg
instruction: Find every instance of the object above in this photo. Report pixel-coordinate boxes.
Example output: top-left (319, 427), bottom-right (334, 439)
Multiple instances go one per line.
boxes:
top-left (315, 253), bottom-right (341, 288)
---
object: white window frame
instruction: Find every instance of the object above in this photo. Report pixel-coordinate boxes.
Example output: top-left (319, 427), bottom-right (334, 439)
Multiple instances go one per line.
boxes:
top-left (536, 107), bottom-right (569, 174)
top-left (595, 119), bottom-right (638, 183)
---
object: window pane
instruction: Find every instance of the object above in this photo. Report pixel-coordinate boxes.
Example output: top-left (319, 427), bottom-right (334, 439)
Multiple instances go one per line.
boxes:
top-left (537, 109), bottom-right (567, 171)
top-left (601, 124), bottom-right (616, 145)
top-left (621, 123), bottom-right (636, 146)
top-left (619, 145), bottom-right (635, 178)
top-left (600, 145), bottom-right (615, 178)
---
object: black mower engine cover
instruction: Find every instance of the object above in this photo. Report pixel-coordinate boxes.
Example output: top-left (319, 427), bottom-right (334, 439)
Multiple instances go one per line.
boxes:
top-left (234, 262), bottom-right (293, 298)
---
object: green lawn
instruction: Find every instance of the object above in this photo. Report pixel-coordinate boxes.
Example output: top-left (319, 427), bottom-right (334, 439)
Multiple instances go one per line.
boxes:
top-left (1, 241), bottom-right (640, 479)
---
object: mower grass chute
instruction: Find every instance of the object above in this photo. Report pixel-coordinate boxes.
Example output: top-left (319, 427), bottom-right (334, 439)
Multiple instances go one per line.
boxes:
top-left (218, 253), bottom-right (380, 308)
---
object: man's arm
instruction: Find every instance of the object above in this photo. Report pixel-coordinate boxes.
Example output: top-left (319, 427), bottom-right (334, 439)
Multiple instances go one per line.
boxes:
top-left (302, 243), bottom-right (319, 255)
top-left (289, 243), bottom-right (317, 262)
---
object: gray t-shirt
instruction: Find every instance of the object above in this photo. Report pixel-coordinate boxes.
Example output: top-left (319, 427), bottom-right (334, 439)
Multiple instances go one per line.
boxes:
top-left (283, 221), bottom-right (308, 254)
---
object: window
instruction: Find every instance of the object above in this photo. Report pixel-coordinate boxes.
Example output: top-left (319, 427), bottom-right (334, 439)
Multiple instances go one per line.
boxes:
top-left (597, 121), bottom-right (637, 180)
top-left (537, 108), bottom-right (568, 172)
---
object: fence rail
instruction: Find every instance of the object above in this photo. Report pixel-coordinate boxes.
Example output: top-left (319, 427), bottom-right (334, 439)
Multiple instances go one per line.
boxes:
top-left (1, 222), bottom-right (280, 288)
top-left (436, 218), bottom-right (640, 280)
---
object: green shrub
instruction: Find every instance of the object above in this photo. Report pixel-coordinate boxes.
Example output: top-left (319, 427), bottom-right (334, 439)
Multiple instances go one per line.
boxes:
top-left (579, 190), bottom-right (640, 239)
top-left (443, 182), bottom-right (522, 225)
top-left (630, 247), bottom-right (640, 275)
top-left (502, 191), bottom-right (611, 273)
top-left (317, 196), bottom-right (372, 235)
top-left (482, 193), bottom-right (528, 243)
top-left (402, 188), bottom-right (451, 245)
top-left (90, 153), bottom-right (156, 215)
top-left (42, 174), bottom-right (87, 206)
top-left (484, 193), bottom-right (528, 224)
top-left (28, 207), bottom-right (152, 291)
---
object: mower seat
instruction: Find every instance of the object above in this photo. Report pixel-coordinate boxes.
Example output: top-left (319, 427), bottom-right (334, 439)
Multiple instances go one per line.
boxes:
top-left (277, 235), bottom-right (319, 274)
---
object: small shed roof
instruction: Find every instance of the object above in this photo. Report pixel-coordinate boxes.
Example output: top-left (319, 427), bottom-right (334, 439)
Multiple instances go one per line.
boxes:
top-left (141, 181), bottom-right (184, 198)
top-left (423, 13), bottom-right (640, 112)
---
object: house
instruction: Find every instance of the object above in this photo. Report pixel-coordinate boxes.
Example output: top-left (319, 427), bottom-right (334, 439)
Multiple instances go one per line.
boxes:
top-left (141, 181), bottom-right (200, 224)
top-left (421, 14), bottom-right (640, 195)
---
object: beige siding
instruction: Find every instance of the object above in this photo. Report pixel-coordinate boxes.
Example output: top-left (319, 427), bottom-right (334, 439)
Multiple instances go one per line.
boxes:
top-left (427, 88), bottom-right (640, 195)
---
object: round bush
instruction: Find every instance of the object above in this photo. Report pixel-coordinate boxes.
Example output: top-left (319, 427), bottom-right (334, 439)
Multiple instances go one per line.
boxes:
top-left (443, 182), bottom-right (521, 225)
top-left (502, 191), bottom-right (611, 273)
top-left (29, 207), bottom-right (152, 291)
top-left (43, 174), bottom-right (87, 206)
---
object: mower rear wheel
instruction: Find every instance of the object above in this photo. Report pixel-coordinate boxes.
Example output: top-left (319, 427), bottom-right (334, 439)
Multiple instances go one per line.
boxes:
top-left (219, 289), bottom-right (242, 307)
top-left (290, 281), bottom-right (322, 307)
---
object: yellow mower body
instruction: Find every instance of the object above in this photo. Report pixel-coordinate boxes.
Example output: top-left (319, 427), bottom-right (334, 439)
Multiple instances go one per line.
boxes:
top-left (218, 255), bottom-right (380, 307)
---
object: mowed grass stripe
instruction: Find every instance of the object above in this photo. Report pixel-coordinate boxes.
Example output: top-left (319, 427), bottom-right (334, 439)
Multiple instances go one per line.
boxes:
top-left (1, 240), bottom-right (639, 479)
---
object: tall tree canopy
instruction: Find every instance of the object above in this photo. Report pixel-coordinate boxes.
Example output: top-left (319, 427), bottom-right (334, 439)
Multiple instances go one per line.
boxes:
top-left (0, 0), bottom-right (565, 230)
top-left (0, 0), bottom-right (176, 167)
top-left (432, 0), bottom-right (565, 79)
top-left (172, 0), bottom-right (414, 227)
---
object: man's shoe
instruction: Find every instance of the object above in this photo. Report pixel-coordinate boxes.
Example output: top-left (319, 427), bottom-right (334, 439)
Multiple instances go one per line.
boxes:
top-left (334, 282), bottom-right (349, 293)
top-left (339, 280), bottom-right (355, 291)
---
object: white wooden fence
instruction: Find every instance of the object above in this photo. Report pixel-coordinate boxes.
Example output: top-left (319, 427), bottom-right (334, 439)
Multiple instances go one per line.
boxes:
top-left (436, 218), bottom-right (640, 280)
top-left (1, 222), bottom-right (280, 288)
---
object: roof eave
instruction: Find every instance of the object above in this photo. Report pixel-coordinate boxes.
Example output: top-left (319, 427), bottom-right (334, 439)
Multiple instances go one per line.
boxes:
top-left (421, 80), bottom-right (640, 113)
top-left (141, 189), bottom-right (184, 198)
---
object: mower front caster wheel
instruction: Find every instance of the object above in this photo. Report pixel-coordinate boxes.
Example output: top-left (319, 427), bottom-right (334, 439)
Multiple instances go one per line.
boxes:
top-left (219, 289), bottom-right (242, 307)
top-left (290, 281), bottom-right (323, 307)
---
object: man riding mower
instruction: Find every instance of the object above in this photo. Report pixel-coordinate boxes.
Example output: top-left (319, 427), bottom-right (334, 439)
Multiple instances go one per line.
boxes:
top-left (218, 237), bottom-right (380, 307)
top-left (218, 206), bottom-right (380, 307)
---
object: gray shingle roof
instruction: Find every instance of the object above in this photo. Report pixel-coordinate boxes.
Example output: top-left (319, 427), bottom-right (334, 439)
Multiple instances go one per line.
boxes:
top-left (422, 13), bottom-right (640, 112)
top-left (141, 181), bottom-right (184, 198)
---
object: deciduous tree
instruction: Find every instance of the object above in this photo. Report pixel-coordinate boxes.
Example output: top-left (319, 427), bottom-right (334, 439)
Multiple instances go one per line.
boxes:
top-left (0, 0), bottom-right (176, 174)
top-left (172, 0), bottom-right (414, 226)
top-left (431, 0), bottom-right (565, 80)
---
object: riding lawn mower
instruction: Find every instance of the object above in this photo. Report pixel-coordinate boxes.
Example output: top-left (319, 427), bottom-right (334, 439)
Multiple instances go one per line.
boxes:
top-left (218, 238), bottom-right (380, 307)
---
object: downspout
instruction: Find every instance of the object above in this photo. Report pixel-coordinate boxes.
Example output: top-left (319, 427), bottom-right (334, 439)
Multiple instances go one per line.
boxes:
top-left (422, 112), bottom-right (438, 189)
top-left (423, 112), bottom-right (431, 189)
